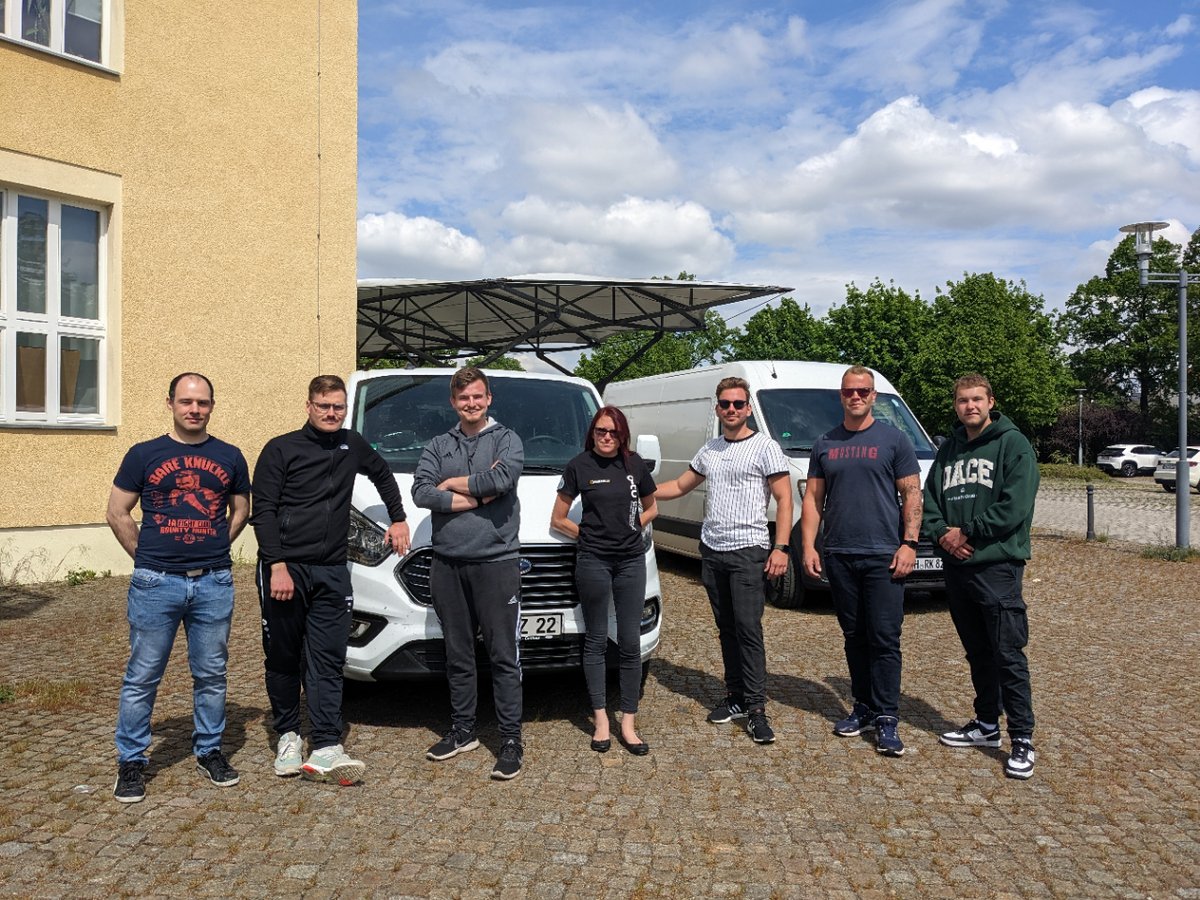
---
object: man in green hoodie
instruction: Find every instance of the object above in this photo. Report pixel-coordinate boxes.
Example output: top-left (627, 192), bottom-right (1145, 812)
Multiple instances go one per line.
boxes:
top-left (922, 373), bottom-right (1039, 780)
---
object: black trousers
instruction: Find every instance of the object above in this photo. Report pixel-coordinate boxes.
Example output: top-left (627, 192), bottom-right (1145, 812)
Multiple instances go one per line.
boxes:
top-left (944, 559), bottom-right (1035, 739)
top-left (576, 550), bottom-right (645, 714)
top-left (430, 555), bottom-right (523, 741)
top-left (700, 543), bottom-right (769, 710)
top-left (257, 561), bottom-right (352, 750)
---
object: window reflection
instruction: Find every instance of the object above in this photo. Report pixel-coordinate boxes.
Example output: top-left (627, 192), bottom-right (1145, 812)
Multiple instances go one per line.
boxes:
top-left (61, 205), bottom-right (100, 319)
top-left (65, 0), bottom-right (102, 62)
top-left (60, 336), bottom-right (99, 414)
top-left (16, 332), bottom-right (47, 412)
top-left (21, 0), bottom-right (50, 46)
top-left (17, 196), bottom-right (48, 314)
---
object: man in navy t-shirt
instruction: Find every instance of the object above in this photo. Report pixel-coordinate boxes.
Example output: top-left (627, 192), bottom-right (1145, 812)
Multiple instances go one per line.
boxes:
top-left (799, 366), bottom-right (922, 757)
top-left (106, 373), bottom-right (251, 803)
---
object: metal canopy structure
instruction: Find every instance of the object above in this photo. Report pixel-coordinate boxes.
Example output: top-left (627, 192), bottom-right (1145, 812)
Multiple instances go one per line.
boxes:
top-left (357, 275), bottom-right (791, 379)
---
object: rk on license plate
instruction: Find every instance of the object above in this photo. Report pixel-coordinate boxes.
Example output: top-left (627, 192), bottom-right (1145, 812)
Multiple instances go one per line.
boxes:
top-left (913, 557), bottom-right (943, 571)
top-left (520, 612), bottom-right (563, 639)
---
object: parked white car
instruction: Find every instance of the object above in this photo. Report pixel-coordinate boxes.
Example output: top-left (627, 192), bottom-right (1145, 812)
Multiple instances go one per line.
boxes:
top-left (1153, 446), bottom-right (1200, 493)
top-left (1095, 444), bottom-right (1162, 477)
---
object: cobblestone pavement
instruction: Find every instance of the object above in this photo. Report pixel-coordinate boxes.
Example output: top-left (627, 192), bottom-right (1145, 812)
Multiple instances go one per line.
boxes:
top-left (1034, 476), bottom-right (1200, 545)
top-left (2, 487), bottom-right (1199, 898)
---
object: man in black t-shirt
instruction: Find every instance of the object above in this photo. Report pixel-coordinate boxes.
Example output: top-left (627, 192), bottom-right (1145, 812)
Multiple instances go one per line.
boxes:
top-left (800, 366), bottom-right (922, 758)
top-left (107, 373), bottom-right (251, 803)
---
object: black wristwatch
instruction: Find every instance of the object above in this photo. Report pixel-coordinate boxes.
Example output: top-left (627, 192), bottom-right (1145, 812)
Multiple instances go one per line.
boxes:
top-left (901, 539), bottom-right (919, 550)
top-left (772, 544), bottom-right (790, 553)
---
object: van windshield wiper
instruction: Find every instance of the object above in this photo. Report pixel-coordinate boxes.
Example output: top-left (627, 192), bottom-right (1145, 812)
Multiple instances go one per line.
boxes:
top-left (521, 464), bottom-right (565, 474)
top-left (782, 444), bottom-right (812, 452)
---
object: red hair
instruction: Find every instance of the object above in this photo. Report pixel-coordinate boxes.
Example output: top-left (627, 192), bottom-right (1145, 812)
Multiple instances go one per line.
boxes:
top-left (585, 405), bottom-right (632, 458)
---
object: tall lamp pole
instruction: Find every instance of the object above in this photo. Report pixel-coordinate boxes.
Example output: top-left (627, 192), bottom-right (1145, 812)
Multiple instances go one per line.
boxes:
top-left (1120, 221), bottom-right (1196, 549)
top-left (1075, 388), bottom-right (1086, 467)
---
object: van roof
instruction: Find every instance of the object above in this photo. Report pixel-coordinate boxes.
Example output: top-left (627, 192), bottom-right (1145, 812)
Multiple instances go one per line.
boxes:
top-left (603, 361), bottom-right (900, 394)
top-left (349, 368), bottom-right (597, 392)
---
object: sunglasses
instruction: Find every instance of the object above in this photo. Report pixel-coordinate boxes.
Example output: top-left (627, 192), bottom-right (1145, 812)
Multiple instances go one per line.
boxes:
top-left (593, 427), bottom-right (619, 437)
top-left (840, 387), bottom-right (873, 398)
top-left (311, 402), bottom-right (347, 413)
top-left (717, 399), bottom-right (748, 410)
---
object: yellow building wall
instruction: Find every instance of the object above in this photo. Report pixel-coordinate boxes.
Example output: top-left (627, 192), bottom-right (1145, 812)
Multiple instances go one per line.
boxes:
top-left (0, 2), bottom-right (358, 580)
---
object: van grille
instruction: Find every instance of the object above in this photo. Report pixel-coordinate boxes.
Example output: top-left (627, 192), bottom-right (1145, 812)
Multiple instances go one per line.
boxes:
top-left (396, 545), bottom-right (580, 610)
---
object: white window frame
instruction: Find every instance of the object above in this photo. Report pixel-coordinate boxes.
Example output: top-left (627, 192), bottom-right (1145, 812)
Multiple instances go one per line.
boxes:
top-left (0, 0), bottom-right (114, 71)
top-left (0, 186), bottom-right (109, 426)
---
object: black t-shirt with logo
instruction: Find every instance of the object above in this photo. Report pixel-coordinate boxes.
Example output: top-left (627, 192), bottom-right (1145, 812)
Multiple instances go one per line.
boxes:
top-left (559, 450), bottom-right (656, 557)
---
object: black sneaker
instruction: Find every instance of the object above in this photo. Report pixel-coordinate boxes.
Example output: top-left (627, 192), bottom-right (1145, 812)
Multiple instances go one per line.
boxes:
top-left (113, 760), bottom-right (146, 803)
top-left (940, 719), bottom-right (1001, 748)
top-left (426, 727), bottom-right (480, 761)
top-left (1005, 739), bottom-right (1036, 780)
top-left (875, 716), bottom-right (905, 756)
top-left (196, 749), bottom-right (240, 786)
top-left (746, 709), bottom-right (776, 744)
top-left (833, 702), bottom-right (876, 737)
top-left (490, 739), bottom-right (523, 780)
top-left (706, 696), bottom-right (747, 724)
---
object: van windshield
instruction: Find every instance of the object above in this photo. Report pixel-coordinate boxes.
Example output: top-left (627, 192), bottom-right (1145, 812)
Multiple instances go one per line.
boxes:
top-left (755, 388), bottom-right (936, 458)
top-left (352, 374), bottom-right (600, 474)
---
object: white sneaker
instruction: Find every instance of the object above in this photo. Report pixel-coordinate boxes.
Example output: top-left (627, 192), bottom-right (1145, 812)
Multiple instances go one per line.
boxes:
top-left (274, 731), bottom-right (303, 777)
top-left (301, 744), bottom-right (366, 786)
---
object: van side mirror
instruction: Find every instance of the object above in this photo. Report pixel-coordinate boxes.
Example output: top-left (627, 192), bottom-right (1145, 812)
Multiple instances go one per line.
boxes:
top-left (636, 434), bottom-right (662, 476)
top-left (933, 435), bottom-right (947, 448)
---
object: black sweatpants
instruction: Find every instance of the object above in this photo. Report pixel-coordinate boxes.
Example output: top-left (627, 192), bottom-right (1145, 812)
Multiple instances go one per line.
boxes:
top-left (944, 559), bottom-right (1035, 740)
top-left (257, 561), bottom-right (352, 750)
top-left (430, 555), bottom-right (523, 741)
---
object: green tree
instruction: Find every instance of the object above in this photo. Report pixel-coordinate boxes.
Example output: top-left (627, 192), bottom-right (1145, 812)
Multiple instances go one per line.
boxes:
top-left (1059, 234), bottom-right (1194, 425)
top-left (823, 279), bottom-right (931, 384)
top-left (727, 297), bottom-right (834, 362)
top-left (574, 310), bottom-right (732, 386)
top-left (465, 354), bottom-right (524, 371)
top-left (900, 273), bottom-right (1070, 438)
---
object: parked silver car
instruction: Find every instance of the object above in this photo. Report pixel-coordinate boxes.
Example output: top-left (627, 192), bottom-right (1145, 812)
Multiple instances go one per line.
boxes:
top-left (1095, 444), bottom-right (1162, 477)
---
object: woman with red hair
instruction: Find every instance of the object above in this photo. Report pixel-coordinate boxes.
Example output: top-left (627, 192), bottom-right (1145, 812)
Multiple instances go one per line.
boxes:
top-left (551, 405), bottom-right (658, 755)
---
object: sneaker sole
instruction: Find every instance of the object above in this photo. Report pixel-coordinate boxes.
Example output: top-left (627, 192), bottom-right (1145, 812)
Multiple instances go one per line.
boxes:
top-left (426, 738), bottom-right (480, 761)
top-left (833, 724), bottom-right (875, 737)
top-left (877, 745), bottom-right (905, 757)
top-left (301, 761), bottom-right (366, 786)
top-left (1004, 765), bottom-right (1035, 780)
top-left (112, 784), bottom-right (145, 804)
top-left (274, 762), bottom-right (302, 777)
top-left (707, 713), bottom-right (748, 724)
top-left (750, 735), bottom-right (776, 744)
top-left (490, 766), bottom-right (522, 781)
top-left (939, 736), bottom-right (1002, 748)
top-left (197, 767), bottom-right (240, 787)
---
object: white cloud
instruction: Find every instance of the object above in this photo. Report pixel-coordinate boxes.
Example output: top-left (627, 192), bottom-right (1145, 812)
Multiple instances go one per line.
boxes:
top-left (1117, 88), bottom-right (1200, 165)
top-left (357, 212), bottom-right (486, 278)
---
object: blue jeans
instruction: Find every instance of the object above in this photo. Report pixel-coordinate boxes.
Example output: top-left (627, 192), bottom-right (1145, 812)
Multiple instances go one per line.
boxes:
top-left (824, 553), bottom-right (904, 718)
top-left (115, 568), bottom-right (234, 763)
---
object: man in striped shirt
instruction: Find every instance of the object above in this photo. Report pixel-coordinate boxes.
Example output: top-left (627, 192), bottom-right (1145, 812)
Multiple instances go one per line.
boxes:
top-left (655, 376), bottom-right (793, 744)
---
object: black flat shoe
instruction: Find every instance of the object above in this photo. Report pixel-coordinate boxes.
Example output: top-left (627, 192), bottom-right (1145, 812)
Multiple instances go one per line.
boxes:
top-left (619, 736), bottom-right (650, 756)
top-left (590, 738), bottom-right (611, 753)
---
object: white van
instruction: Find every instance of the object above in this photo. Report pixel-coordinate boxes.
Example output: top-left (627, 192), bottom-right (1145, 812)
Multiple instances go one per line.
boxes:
top-left (603, 361), bottom-right (943, 607)
top-left (341, 368), bottom-right (663, 681)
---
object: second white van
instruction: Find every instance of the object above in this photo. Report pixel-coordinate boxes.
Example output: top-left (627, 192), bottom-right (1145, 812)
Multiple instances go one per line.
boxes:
top-left (603, 360), bottom-right (943, 607)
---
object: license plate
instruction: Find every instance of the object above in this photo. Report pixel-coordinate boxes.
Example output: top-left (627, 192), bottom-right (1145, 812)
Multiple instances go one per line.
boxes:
top-left (520, 612), bottom-right (563, 639)
top-left (913, 557), bottom-right (943, 571)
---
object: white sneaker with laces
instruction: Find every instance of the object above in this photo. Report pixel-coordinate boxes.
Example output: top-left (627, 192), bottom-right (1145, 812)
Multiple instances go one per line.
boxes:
top-left (274, 731), bottom-right (303, 777)
top-left (301, 744), bottom-right (366, 785)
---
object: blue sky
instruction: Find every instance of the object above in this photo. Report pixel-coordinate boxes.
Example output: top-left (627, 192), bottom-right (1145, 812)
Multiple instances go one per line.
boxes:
top-left (357, 0), bottom-right (1200, 332)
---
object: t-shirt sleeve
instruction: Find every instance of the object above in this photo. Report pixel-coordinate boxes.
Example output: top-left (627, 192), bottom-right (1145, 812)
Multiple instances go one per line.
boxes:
top-left (113, 446), bottom-right (145, 493)
top-left (893, 431), bottom-right (920, 479)
top-left (633, 454), bottom-right (657, 497)
top-left (559, 457), bottom-right (580, 498)
top-left (762, 438), bottom-right (790, 477)
top-left (689, 443), bottom-right (709, 477)
top-left (808, 438), bottom-right (827, 479)
top-left (232, 449), bottom-right (252, 495)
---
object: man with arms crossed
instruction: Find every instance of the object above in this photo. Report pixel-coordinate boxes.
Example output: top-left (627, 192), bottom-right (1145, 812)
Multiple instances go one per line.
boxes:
top-left (923, 373), bottom-right (1039, 779)
top-left (413, 367), bottom-right (527, 780)
top-left (253, 375), bottom-right (410, 785)
top-left (108, 372), bottom-right (251, 803)
top-left (800, 365), bottom-right (921, 757)
top-left (655, 376), bottom-right (792, 744)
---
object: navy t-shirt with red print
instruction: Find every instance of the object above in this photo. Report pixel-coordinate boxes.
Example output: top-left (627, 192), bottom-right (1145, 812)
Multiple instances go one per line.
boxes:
top-left (114, 434), bottom-right (251, 572)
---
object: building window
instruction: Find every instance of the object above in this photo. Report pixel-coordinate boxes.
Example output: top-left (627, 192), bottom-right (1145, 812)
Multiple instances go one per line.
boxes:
top-left (1, 188), bottom-right (108, 425)
top-left (3, 0), bottom-right (104, 64)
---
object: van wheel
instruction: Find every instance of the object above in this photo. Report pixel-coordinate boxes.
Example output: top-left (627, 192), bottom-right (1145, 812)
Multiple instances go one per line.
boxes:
top-left (767, 557), bottom-right (804, 609)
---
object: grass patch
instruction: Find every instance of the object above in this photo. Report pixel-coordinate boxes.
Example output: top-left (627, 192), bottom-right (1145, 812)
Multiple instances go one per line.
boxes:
top-left (1039, 463), bottom-right (1108, 481)
top-left (0, 678), bottom-right (93, 711)
top-left (1140, 545), bottom-right (1200, 562)
top-left (64, 568), bottom-right (111, 586)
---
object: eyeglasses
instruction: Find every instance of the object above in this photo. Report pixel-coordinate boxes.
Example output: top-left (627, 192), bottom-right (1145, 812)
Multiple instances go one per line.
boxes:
top-left (311, 402), bottom-right (347, 413)
top-left (593, 427), bottom-right (619, 438)
top-left (840, 387), bottom-right (874, 398)
top-left (717, 399), bottom-right (748, 410)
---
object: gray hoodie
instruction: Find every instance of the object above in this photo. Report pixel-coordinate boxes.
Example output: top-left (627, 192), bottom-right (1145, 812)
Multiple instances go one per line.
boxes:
top-left (411, 418), bottom-right (524, 561)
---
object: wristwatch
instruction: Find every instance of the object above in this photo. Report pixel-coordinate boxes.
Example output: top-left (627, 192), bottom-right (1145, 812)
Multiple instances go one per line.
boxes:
top-left (901, 539), bottom-right (919, 550)
top-left (772, 544), bottom-right (790, 553)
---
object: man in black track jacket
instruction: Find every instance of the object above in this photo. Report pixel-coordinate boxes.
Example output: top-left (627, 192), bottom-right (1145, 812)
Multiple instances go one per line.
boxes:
top-left (253, 374), bottom-right (409, 786)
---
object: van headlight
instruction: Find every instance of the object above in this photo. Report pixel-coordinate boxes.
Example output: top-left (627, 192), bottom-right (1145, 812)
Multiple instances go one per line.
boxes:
top-left (796, 478), bottom-right (807, 498)
top-left (642, 523), bottom-right (654, 553)
top-left (347, 507), bottom-right (391, 566)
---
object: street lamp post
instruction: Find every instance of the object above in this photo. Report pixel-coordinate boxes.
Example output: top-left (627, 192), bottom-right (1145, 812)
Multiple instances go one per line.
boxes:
top-left (1075, 388), bottom-right (1086, 467)
top-left (1120, 221), bottom-right (1197, 549)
